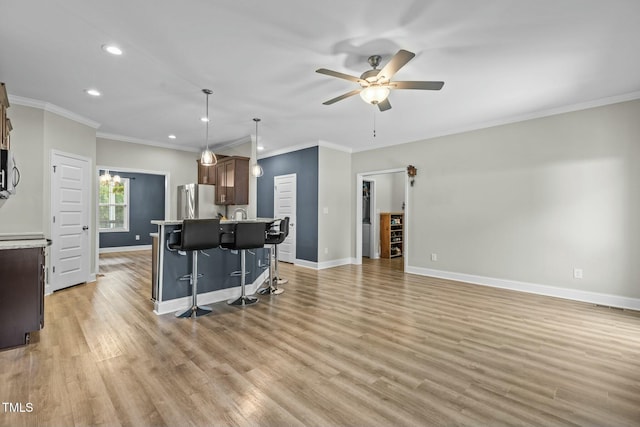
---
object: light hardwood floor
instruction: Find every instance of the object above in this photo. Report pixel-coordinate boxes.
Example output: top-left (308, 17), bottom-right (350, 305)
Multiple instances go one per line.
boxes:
top-left (1, 251), bottom-right (639, 426)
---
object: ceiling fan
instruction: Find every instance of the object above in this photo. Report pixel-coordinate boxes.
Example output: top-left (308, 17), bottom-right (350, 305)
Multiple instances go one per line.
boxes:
top-left (316, 49), bottom-right (444, 112)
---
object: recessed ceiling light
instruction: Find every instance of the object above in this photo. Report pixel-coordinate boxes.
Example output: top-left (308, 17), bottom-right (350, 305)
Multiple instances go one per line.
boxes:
top-left (200, 117), bottom-right (210, 122)
top-left (102, 44), bottom-right (123, 55)
top-left (85, 88), bottom-right (101, 97)
top-left (168, 134), bottom-right (176, 139)
top-left (257, 145), bottom-right (264, 151)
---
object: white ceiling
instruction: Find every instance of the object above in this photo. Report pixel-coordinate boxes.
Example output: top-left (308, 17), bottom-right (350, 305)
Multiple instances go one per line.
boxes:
top-left (1, 0), bottom-right (640, 155)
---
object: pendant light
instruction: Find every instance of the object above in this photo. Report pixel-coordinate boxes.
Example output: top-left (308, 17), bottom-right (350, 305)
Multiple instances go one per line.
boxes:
top-left (200, 89), bottom-right (217, 166)
top-left (251, 118), bottom-right (264, 177)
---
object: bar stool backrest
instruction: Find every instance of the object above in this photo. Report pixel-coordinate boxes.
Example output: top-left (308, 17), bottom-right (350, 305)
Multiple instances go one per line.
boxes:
top-left (280, 216), bottom-right (290, 239)
top-left (172, 219), bottom-right (221, 251)
top-left (232, 222), bottom-right (266, 250)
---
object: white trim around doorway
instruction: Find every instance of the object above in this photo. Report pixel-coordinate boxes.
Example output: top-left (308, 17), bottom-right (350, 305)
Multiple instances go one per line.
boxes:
top-left (355, 168), bottom-right (409, 271)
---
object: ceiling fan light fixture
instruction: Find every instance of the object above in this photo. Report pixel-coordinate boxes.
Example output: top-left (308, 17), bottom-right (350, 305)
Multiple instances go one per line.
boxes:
top-left (360, 85), bottom-right (390, 105)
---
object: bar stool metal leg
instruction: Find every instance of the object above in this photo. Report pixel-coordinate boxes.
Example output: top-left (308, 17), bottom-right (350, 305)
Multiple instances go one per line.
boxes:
top-left (176, 251), bottom-right (213, 318)
top-left (227, 250), bottom-right (258, 306)
top-left (258, 245), bottom-right (283, 295)
top-left (274, 244), bottom-right (289, 285)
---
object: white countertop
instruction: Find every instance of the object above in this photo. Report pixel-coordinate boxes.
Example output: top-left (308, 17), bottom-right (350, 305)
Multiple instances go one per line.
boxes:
top-left (0, 239), bottom-right (51, 250)
top-left (151, 218), bottom-right (276, 226)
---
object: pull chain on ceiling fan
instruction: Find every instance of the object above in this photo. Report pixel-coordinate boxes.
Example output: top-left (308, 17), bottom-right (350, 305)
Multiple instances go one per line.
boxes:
top-left (316, 49), bottom-right (444, 112)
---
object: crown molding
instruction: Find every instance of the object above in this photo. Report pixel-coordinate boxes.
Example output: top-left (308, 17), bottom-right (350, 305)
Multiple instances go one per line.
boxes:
top-left (318, 140), bottom-right (353, 153)
top-left (8, 95), bottom-right (101, 129)
top-left (211, 134), bottom-right (252, 151)
top-left (97, 132), bottom-right (201, 153)
top-left (352, 90), bottom-right (640, 153)
top-left (258, 139), bottom-right (352, 160)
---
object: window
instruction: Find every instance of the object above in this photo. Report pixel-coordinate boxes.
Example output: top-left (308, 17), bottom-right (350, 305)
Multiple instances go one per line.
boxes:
top-left (99, 178), bottom-right (129, 232)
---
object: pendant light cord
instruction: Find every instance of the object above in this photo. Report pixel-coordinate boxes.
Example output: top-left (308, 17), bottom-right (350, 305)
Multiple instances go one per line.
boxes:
top-left (205, 92), bottom-right (209, 148)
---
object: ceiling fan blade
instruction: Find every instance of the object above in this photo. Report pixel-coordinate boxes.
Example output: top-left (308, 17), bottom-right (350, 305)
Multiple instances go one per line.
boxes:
top-left (378, 98), bottom-right (392, 112)
top-left (391, 81), bottom-right (445, 90)
top-left (322, 89), bottom-right (362, 105)
top-left (316, 68), bottom-right (365, 84)
top-left (377, 49), bottom-right (415, 81)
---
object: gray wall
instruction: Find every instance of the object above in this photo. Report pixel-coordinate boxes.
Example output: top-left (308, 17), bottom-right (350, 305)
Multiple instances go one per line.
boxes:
top-left (352, 98), bottom-right (640, 300)
top-left (97, 137), bottom-right (198, 220)
top-left (99, 171), bottom-right (165, 248)
top-left (257, 146), bottom-right (318, 262)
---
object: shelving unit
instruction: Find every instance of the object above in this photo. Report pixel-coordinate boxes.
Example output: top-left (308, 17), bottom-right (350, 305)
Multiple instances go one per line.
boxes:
top-left (380, 212), bottom-right (404, 258)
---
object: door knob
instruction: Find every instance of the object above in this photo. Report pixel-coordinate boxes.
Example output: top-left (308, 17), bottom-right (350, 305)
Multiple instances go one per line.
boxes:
top-left (82, 226), bottom-right (89, 230)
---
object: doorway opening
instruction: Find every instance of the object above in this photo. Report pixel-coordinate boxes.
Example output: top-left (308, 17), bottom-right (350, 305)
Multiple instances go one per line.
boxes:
top-left (355, 168), bottom-right (408, 271)
top-left (94, 165), bottom-right (170, 276)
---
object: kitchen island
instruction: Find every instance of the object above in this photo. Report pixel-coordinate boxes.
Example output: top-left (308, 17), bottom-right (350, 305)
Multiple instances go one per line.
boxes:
top-left (0, 237), bottom-right (50, 350)
top-left (150, 219), bottom-right (272, 315)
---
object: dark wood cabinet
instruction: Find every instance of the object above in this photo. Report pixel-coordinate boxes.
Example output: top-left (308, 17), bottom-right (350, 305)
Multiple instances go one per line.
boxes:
top-left (215, 156), bottom-right (249, 205)
top-left (0, 246), bottom-right (45, 350)
top-left (197, 159), bottom-right (216, 185)
top-left (1, 82), bottom-right (10, 151)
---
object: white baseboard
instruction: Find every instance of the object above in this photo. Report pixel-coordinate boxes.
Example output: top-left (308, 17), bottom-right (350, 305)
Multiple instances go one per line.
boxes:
top-left (153, 269), bottom-right (269, 315)
top-left (294, 257), bottom-right (354, 270)
top-left (99, 245), bottom-right (152, 254)
top-left (406, 266), bottom-right (640, 311)
top-left (294, 258), bottom-right (318, 269)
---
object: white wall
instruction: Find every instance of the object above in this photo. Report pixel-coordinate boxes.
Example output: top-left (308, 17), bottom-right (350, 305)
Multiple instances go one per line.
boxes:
top-left (96, 137), bottom-right (198, 220)
top-left (352, 99), bottom-right (640, 303)
top-left (0, 105), bottom-right (44, 234)
top-left (318, 146), bottom-right (351, 264)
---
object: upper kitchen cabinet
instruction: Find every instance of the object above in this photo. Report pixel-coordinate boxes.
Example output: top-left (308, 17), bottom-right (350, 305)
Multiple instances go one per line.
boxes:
top-left (197, 159), bottom-right (216, 185)
top-left (1, 83), bottom-right (10, 150)
top-left (215, 156), bottom-right (249, 205)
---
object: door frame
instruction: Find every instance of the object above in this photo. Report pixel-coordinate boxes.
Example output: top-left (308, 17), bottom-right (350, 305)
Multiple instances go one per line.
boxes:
top-left (355, 168), bottom-right (409, 270)
top-left (362, 178), bottom-right (378, 259)
top-left (49, 150), bottom-right (92, 294)
top-left (273, 173), bottom-right (297, 263)
top-left (95, 164), bottom-right (170, 275)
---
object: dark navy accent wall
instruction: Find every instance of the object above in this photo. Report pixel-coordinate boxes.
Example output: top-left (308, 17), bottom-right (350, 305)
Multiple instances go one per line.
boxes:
top-left (257, 146), bottom-right (318, 262)
top-left (99, 171), bottom-right (165, 248)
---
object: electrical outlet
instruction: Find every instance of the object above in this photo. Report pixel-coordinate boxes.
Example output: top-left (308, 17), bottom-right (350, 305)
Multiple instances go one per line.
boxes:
top-left (323, 207), bottom-right (329, 214)
top-left (135, 235), bottom-right (140, 241)
top-left (324, 247), bottom-right (328, 254)
top-left (573, 268), bottom-right (583, 279)
top-left (431, 253), bottom-right (438, 261)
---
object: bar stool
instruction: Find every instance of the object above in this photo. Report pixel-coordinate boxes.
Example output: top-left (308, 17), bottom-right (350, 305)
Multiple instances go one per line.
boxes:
top-left (169, 218), bottom-right (221, 318)
top-left (223, 222), bottom-right (266, 306)
top-left (258, 219), bottom-right (286, 295)
top-left (273, 216), bottom-right (290, 285)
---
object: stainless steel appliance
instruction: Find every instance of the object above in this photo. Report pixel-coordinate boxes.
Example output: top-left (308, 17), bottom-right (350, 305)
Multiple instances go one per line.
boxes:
top-left (177, 183), bottom-right (220, 219)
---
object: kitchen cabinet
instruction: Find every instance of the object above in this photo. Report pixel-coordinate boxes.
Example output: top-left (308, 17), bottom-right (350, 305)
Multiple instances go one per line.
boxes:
top-left (197, 159), bottom-right (216, 185)
top-left (1, 82), bottom-right (9, 150)
top-left (380, 212), bottom-right (404, 258)
top-left (215, 156), bottom-right (249, 205)
top-left (0, 245), bottom-right (46, 350)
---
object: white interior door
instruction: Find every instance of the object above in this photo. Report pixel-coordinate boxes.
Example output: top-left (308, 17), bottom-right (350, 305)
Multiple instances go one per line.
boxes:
top-left (274, 173), bottom-right (296, 263)
top-left (51, 151), bottom-right (91, 291)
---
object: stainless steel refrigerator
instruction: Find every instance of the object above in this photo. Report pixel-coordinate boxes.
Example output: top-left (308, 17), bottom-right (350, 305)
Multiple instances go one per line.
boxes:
top-left (177, 183), bottom-right (221, 219)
